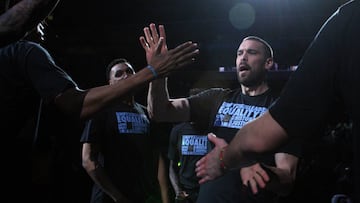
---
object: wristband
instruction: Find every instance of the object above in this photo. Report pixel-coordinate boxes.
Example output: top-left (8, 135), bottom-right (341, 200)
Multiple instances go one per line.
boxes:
top-left (219, 146), bottom-right (228, 172)
top-left (146, 65), bottom-right (158, 78)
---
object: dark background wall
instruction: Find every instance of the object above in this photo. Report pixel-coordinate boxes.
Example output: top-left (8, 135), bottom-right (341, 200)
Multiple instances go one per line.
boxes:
top-left (40, 0), bottom-right (346, 99)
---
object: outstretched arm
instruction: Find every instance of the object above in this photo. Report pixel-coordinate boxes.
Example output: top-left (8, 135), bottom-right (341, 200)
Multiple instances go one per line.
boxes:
top-left (55, 23), bottom-right (199, 121)
top-left (0, 0), bottom-right (59, 46)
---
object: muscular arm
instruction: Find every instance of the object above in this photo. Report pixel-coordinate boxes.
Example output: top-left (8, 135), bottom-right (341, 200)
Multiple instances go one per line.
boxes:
top-left (55, 33), bottom-right (198, 121)
top-left (225, 112), bottom-right (288, 169)
top-left (147, 77), bottom-right (190, 122)
top-left (0, 0), bottom-right (59, 46)
top-left (195, 112), bottom-right (288, 184)
top-left (82, 143), bottom-right (129, 202)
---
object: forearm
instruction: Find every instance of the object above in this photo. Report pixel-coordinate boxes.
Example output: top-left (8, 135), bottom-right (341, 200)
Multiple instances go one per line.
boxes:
top-left (81, 67), bottom-right (155, 119)
top-left (147, 77), bottom-right (171, 121)
top-left (0, 0), bottom-right (59, 46)
top-left (223, 112), bottom-right (288, 169)
top-left (223, 126), bottom-right (257, 169)
top-left (87, 166), bottom-right (126, 202)
top-left (169, 164), bottom-right (183, 195)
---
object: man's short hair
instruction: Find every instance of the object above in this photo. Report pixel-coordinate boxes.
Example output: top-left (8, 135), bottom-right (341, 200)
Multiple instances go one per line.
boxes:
top-left (243, 36), bottom-right (274, 58)
top-left (105, 58), bottom-right (129, 81)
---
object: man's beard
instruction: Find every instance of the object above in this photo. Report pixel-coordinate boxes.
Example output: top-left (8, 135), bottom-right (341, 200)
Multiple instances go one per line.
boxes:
top-left (238, 71), bottom-right (266, 88)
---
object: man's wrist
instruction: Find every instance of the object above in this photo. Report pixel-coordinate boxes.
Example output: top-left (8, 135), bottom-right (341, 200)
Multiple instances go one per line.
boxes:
top-left (219, 146), bottom-right (229, 173)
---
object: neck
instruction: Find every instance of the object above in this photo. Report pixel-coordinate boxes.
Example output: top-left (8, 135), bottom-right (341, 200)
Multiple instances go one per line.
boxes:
top-left (121, 96), bottom-right (135, 106)
top-left (241, 81), bottom-right (269, 96)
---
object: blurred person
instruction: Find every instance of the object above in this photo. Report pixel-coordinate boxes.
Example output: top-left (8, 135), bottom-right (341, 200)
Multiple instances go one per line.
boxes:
top-left (0, 0), bottom-right (59, 47)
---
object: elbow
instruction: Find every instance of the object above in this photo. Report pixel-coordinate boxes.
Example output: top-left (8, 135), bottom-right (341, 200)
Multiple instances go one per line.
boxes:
top-left (81, 159), bottom-right (94, 173)
top-left (81, 159), bottom-right (89, 171)
top-left (146, 106), bottom-right (168, 122)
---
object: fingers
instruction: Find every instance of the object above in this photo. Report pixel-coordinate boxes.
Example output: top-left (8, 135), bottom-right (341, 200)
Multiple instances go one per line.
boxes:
top-left (247, 179), bottom-right (259, 194)
top-left (207, 132), bottom-right (218, 144)
top-left (241, 167), bottom-right (268, 195)
top-left (150, 23), bottom-right (159, 43)
top-left (195, 156), bottom-right (205, 169)
top-left (159, 24), bottom-right (166, 41)
top-left (253, 171), bottom-right (266, 188)
top-left (195, 156), bottom-right (214, 185)
top-left (195, 156), bottom-right (206, 176)
top-left (139, 36), bottom-right (149, 50)
top-left (169, 41), bottom-right (199, 62)
top-left (198, 174), bottom-right (213, 185)
top-left (143, 23), bottom-right (162, 46)
top-left (256, 168), bottom-right (270, 182)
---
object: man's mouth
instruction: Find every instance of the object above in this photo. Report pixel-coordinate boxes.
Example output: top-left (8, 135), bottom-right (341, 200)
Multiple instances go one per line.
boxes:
top-left (239, 64), bottom-right (249, 71)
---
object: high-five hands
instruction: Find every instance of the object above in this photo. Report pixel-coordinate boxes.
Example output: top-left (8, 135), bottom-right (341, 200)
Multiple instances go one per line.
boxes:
top-left (139, 23), bottom-right (199, 77)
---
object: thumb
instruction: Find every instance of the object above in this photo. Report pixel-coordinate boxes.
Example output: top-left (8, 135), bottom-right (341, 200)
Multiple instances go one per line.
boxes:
top-left (207, 132), bottom-right (220, 145)
top-left (208, 133), bottom-right (228, 148)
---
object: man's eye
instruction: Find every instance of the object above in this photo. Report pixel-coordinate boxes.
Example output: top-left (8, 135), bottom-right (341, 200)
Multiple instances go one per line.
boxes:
top-left (127, 69), bottom-right (134, 74)
top-left (115, 72), bottom-right (123, 77)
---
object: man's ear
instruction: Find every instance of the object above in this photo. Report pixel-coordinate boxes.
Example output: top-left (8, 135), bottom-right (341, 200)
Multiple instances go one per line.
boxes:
top-left (265, 58), bottom-right (274, 70)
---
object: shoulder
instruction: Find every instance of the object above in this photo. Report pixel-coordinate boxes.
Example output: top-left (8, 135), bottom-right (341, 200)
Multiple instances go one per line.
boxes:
top-left (135, 102), bottom-right (146, 110)
top-left (338, 0), bottom-right (359, 13)
top-left (190, 87), bottom-right (231, 98)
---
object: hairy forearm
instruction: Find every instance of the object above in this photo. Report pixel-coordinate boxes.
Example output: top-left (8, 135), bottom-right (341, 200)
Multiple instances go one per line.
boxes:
top-left (0, 0), bottom-right (59, 46)
top-left (224, 112), bottom-right (288, 169)
top-left (223, 126), bottom-right (258, 169)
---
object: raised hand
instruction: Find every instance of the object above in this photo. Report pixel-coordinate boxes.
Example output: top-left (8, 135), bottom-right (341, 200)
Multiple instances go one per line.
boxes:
top-left (195, 133), bottom-right (228, 184)
top-left (139, 23), bottom-right (199, 78)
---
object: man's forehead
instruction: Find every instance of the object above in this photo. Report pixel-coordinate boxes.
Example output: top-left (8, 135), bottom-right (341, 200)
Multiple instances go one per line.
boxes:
top-left (111, 62), bottom-right (134, 72)
top-left (238, 40), bottom-right (263, 50)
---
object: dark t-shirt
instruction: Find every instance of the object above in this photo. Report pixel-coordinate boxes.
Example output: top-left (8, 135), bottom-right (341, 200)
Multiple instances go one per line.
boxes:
top-left (0, 40), bottom-right (76, 138)
top-left (168, 122), bottom-right (210, 191)
top-left (269, 1), bottom-right (360, 201)
top-left (81, 103), bottom-right (158, 203)
top-left (0, 40), bottom-right (77, 201)
top-left (189, 88), bottom-right (301, 203)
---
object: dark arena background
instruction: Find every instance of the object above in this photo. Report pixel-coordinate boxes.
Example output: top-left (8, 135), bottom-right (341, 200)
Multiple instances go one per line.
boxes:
top-left (19, 0), bottom-right (353, 202)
